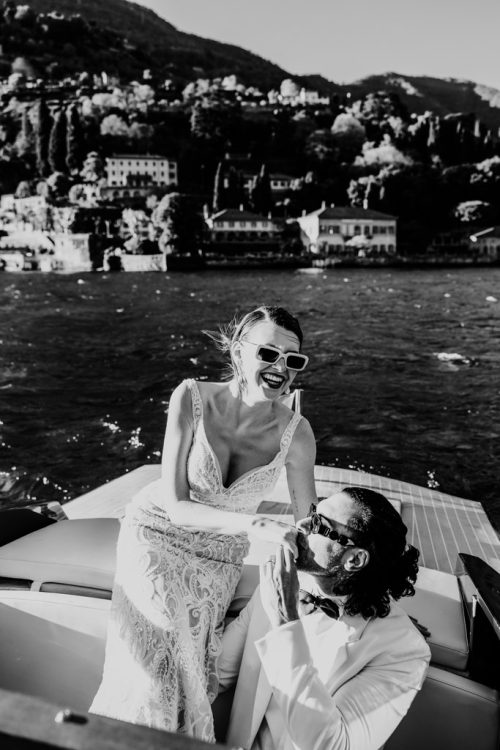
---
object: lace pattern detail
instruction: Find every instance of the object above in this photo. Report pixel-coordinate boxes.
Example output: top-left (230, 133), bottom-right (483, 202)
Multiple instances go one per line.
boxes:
top-left (90, 511), bottom-right (248, 740)
top-left (90, 378), bottom-right (302, 741)
top-left (185, 378), bottom-right (302, 513)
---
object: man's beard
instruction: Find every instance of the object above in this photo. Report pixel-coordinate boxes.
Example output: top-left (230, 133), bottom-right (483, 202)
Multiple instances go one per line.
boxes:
top-left (297, 542), bottom-right (353, 595)
top-left (326, 564), bottom-right (353, 595)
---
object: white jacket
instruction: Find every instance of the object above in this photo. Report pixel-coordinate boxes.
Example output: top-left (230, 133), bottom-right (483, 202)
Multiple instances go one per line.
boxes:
top-left (218, 588), bottom-right (430, 750)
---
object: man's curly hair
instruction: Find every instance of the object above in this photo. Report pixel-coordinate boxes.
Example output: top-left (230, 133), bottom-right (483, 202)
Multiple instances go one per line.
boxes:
top-left (338, 487), bottom-right (420, 619)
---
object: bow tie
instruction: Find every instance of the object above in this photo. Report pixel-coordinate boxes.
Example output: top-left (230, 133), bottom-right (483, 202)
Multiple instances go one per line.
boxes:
top-left (299, 590), bottom-right (340, 619)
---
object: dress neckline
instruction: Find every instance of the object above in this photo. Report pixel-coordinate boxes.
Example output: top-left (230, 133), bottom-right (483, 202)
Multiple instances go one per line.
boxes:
top-left (190, 380), bottom-right (296, 492)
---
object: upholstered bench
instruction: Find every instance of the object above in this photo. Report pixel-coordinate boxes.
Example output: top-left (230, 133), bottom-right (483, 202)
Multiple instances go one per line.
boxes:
top-left (0, 514), bottom-right (469, 673)
top-left (385, 665), bottom-right (499, 750)
top-left (0, 590), bottom-right (109, 711)
top-left (398, 565), bottom-right (469, 671)
top-left (0, 518), bottom-right (120, 598)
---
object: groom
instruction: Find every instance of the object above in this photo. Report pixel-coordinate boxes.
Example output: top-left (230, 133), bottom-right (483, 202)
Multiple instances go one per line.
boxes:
top-left (216, 487), bottom-right (431, 750)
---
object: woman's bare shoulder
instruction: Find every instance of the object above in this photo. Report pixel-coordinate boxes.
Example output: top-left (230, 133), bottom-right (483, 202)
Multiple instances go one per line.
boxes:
top-left (287, 414), bottom-right (316, 454)
top-left (192, 380), bottom-right (230, 402)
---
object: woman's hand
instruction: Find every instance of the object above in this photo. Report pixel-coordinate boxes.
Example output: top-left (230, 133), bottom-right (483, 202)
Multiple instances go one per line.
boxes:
top-left (249, 516), bottom-right (300, 559)
top-left (260, 546), bottom-right (300, 627)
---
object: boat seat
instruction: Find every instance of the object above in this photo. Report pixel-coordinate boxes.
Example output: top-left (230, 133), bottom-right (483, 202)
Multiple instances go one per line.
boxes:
top-left (385, 665), bottom-right (500, 750)
top-left (0, 519), bottom-right (120, 597)
top-left (0, 590), bottom-right (109, 712)
top-left (0, 589), bottom-right (496, 749)
top-left (398, 566), bottom-right (469, 671)
top-left (0, 508), bottom-right (56, 546)
top-left (0, 517), bottom-right (468, 671)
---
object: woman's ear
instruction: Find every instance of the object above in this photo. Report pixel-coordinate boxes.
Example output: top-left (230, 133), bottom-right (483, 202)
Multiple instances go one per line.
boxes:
top-left (342, 547), bottom-right (370, 572)
top-left (231, 340), bottom-right (241, 360)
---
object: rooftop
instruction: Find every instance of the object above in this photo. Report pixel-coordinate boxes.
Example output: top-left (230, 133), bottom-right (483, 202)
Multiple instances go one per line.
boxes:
top-left (304, 206), bottom-right (397, 221)
top-left (211, 209), bottom-right (273, 222)
top-left (107, 154), bottom-right (174, 161)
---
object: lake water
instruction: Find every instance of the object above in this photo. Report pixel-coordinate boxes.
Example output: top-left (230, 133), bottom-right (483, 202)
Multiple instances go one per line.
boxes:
top-left (1, 267), bottom-right (499, 530)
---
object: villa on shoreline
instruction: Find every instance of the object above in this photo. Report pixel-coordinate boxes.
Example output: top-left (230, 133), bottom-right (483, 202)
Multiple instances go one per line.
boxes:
top-left (1, 185), bottom-right (499, 272)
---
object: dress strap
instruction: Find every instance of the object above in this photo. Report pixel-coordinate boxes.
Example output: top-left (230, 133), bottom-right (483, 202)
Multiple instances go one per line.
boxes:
top-left (185, 379), bottom-right (203, 428)
top-left (279, 411), bottom-right (303, 457)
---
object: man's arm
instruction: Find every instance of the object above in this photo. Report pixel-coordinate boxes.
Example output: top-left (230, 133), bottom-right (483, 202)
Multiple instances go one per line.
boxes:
top-left (255, 620), bottom-right (430, 750)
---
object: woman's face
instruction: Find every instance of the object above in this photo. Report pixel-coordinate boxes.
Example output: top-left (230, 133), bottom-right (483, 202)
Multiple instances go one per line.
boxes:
top-left (234, 320), bottom-right (302, 400)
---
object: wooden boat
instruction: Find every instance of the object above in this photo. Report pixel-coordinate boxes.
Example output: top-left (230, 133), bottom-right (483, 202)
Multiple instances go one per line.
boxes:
top-left (0, 463), bottom-right (499, 749)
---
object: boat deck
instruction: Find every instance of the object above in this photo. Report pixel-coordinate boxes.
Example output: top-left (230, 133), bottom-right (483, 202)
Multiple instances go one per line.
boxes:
top-left (64, 464), bottom-right (500, 576)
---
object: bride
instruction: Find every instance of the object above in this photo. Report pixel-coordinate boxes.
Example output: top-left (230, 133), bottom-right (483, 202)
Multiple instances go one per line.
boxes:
top-left (89, 305), bottom-right (317, 741)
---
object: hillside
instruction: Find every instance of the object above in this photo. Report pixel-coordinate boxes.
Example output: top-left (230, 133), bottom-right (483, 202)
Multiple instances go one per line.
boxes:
top-left (18, 0), bottom-right (292, 89)
top-left (0, 1), bottom-right (499, 131)
top-left (343, 73), bottom-right (500, 131)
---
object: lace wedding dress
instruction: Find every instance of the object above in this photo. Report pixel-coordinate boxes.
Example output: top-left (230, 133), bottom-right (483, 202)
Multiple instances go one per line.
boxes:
top-left (90, 379), bottom-right (302, 741)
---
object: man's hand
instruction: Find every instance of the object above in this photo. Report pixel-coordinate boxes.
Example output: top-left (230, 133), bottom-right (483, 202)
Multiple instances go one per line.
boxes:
top-left (260, 546), bottom-right (300, 628)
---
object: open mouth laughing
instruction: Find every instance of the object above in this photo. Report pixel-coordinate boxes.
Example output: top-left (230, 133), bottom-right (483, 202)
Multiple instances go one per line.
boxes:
top-left (260, 372), bottom-right (287, 390)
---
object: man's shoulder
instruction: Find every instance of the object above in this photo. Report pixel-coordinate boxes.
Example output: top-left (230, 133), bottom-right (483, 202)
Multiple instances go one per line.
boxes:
top-left (361, 602), bottom-right (431, 660)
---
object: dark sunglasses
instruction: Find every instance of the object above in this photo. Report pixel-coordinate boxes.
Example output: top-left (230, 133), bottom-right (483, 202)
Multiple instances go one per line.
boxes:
top-left (244, 341), bottom-right (309, 372)
top-left (308, 504), bottom-right (356, 547)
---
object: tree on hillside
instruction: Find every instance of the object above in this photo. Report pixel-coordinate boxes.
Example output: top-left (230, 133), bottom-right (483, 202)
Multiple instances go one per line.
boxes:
top-left (190, 94), bottom-right (241, 147)
top-left (439, 164), bottom-right (476, 208)
top-left (14, 5), bottom-right (36, 24)
top-left (11, 56), bottom-right (37, 79)
top-left (128, 121), bottom-right (154, 148)
top-left (99, 114), bottom-right (129, 137)
top-left (330, 113), bottom-right (366, 163)
top-left (364, 175), bottom-right (380, 209)
top-left (3, 1), bottom-right (16, 24)
top-left (15, 105), bottom-right (35, 162)
top-left (46, 171), bottom-right (71, 200)
top-left (426, 116), bottom-right (438, 151)
top-left (350, 91), bottom-right (409, 143)
top-left (288, 171), bottom-right (323, 214)
top-left (225, 166), bottom-right (245, 209)
top-left (48, 109), bottom-right (67, 173)
top-left (348, 174), bottom-right (381, 209)
top-left (305, 129), bottom-right (336, 165)
top-left (66, 104), bottom-right (83, 174)
top-left (190, 96), bottom-right (225, 143)
top-left (212, 161), bottom-right (224, 212)
top-left (454, 200), bottom-right (492, 224)
top-left (15, 180), bottom-right (31, 198)
top-left (250, 163), bottom-right (273, 215)
top-left (270, 108), bottom-right (295, 157)
top-left (354, 137), bottom-right (414, 169)
top-left (473, 156), bottom-right (500, 204)
top-left (80, 151), bottom-right (105, 183)
top-left (34, 98), bottom-right (52, 178)
top-left (152, 192), bottom-right (204, 255)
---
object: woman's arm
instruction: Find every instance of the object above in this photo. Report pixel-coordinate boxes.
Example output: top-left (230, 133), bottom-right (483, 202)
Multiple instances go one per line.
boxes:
top-left (159, 382), bottom-right (300, 556)
top-left (285, 417), bottom-right (317, 521)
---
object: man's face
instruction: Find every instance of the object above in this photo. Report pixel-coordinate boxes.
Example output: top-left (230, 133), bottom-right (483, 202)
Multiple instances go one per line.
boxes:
top-left (296, 492), bottom-right (362, 583)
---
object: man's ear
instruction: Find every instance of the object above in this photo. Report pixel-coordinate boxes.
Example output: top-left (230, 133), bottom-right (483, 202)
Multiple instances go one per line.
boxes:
top-left (342, 547), bottom-right (370, 572)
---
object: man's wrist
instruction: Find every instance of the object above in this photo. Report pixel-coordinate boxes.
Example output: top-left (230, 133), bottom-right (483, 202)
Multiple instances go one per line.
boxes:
top-left (275, 606), bottom-right (300, 626)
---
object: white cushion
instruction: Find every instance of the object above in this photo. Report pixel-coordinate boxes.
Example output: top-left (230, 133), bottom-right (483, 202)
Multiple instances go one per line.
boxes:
top-left (385, 665), bottom-right (499, 750)
top-left (399, 566), bottom-right (469, 670)
top-left (0, 591), bottom-right (110, 711)
top-left (0, 519), bottom-right (119, 593)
